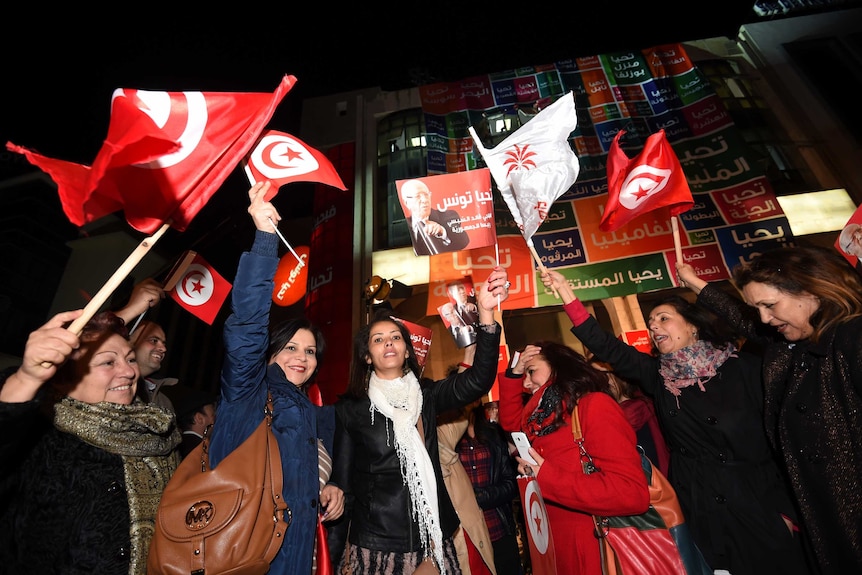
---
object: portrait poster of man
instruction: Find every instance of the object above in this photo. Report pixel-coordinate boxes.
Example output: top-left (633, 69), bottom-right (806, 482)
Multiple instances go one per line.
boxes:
top-left (393, 316), bottom-right (433, 369)
top-left (396, 170), bottom-right (496, 257)
top-left (437, 301), bottom-right (477, 349)
top-left (445, 276), bottom-right (480, 330)
top-left (836, 203), bottom-right (862, 275)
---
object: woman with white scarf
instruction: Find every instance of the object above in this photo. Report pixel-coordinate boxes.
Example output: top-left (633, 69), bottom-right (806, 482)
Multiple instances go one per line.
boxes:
top-left (331, 266), bottom-right (509, 575)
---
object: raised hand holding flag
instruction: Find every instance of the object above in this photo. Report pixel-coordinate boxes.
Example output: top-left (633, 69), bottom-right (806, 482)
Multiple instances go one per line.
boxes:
top-left (600, 129), bottom-right (694, 260)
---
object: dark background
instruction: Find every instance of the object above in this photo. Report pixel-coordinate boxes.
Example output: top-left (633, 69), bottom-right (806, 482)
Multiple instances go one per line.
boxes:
top-left (3, 4), bottom-right (758, 167)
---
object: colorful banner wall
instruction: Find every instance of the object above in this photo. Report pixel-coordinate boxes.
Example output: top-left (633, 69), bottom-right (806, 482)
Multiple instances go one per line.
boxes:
top-left (419, 44), bottom-right (796, 307)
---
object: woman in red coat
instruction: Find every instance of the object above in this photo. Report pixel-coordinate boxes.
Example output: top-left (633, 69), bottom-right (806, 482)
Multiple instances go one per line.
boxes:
top-left (498, 341), bottom-right (649, 574)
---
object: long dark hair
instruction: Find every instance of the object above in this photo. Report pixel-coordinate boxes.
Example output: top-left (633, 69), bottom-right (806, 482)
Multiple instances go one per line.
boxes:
top-left (648, 294), bottom-right (738, 348)
top-left (267, 317), bottom-right (326, 387)
top-left (732, 245), bottom-right (862, 343)
top-left (344, 309), bottom-right (421, 399)
top-left (530, 340), bottom-right (611, 433)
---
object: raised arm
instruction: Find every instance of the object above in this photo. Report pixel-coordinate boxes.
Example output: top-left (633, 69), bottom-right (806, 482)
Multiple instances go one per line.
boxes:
top-left (113, 278), bottom-right (164, 325)
top-left (0, 310), bottom-right (83, 403)
top-left (676, 261), bottom-right (708, 294)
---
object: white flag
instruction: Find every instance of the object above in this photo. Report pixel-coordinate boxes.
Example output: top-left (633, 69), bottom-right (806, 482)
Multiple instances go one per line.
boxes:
top-left (469, 92), bottom-right (579, 244)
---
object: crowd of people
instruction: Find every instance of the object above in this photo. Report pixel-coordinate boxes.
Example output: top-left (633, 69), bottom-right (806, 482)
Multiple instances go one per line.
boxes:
top-left (1, 177), bottom-right (860, 575)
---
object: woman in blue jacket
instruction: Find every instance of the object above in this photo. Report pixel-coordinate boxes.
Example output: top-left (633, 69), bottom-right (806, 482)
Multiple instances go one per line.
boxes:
top-left (208, 181), bottom-right (344, 575)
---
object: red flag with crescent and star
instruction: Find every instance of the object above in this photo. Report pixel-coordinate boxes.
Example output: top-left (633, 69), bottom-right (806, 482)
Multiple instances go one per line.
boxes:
top-left (242, 129), bottom-right (347, 199)
top-left (168, 252), bottom-right (232, 325)
top-left (517, 475), bottom-right (558, 575)
top-left (7, 75), bottom-right (296, 234)
top-left (600, 129), bottom-right (693, 232)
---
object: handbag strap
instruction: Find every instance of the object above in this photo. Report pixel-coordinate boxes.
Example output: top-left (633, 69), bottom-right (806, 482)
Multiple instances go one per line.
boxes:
top-left (570, 401), bottom-right (599, 475)
top-left (197, 389), bottom-right (277, 472)
top-left (571, 402), bottom-right (583, 441)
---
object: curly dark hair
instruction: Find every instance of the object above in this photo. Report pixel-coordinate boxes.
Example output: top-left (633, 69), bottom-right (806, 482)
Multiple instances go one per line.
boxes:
top-left (344, 309), bottom-right (421, 398)
top-left (528, 340), bottom-right (611, 433)
top-left (648, 294), bottom-right (738, 348)
top-left (732, 245), bottom-right (862, 343)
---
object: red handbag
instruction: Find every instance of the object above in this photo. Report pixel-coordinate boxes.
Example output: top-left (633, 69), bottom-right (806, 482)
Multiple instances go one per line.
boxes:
top-left (571, 404), bottom-right (711, 575)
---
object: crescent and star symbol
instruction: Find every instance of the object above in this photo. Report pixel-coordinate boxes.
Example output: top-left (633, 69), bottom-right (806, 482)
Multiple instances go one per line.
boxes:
top-left (524, 480), bottom-right (550, 553)
top-left (175, 263), bottom-right (214, 307)
top-left (619, 164), bottom-right (671, 209)
top-left (249, 133), bottom-right (320, 180)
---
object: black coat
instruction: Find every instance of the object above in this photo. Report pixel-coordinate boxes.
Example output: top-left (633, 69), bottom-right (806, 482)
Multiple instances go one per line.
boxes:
top-left (407, 209), bottom-right (470, 256)
top-left (469, 420), bottom-right (518, 538)
top-left (570, 312), bottom-right (809, 575)
top-left (699, 284), bottom-right (862, 574)
top-left (331, 324), bottom-right (501, 553)
top-left (0, 401), bottom-right (132, 574)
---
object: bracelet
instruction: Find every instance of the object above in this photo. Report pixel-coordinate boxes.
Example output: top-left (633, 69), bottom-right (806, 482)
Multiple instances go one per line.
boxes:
top-left (478, 323), bottom-right (498, 334)
top-left (458, 362), bottom-right (472, 369)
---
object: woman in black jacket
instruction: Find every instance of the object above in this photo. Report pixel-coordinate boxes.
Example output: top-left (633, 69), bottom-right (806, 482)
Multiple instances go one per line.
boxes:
top-left (330, 266), bottom-right (509, 575)
top-left (678, 245), bottom-right (862, 574)
top-left (0, 310), bottom-right (180, 575)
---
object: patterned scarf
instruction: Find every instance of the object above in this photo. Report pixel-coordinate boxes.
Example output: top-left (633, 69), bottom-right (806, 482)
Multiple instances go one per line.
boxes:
top-left (521, 382), bottom-right (569, 438)
top-left (659, 340), bottom-right (737, 403)
top-left (367, 371), bottom-right (445, 575)
top-left (53, 397), bottom-right (181, 575)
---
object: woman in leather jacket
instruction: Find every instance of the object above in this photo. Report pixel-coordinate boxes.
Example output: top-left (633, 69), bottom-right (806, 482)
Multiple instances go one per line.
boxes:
top-left (330, 266), bottom-right (509, 575)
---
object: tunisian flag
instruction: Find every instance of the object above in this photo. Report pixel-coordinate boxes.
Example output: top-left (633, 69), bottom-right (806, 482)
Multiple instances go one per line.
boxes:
top-left (518, 475), bottom-right (558, 575)
top-left (599, 129), bottom-right (693, 232)
top-left (7, 75), bottom-right (296, 234)
top-left (168, 252), bottom-right (232, 325)
top-left (243, 130), bottom-right (347, 199)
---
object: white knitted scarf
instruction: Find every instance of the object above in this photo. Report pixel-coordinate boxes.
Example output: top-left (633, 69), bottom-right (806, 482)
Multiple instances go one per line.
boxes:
top-left (367, 371), bottom-right (445, 574)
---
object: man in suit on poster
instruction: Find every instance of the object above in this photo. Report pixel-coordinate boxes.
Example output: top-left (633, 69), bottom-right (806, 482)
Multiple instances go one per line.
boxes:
top-left (400, 179), bottom-right (469, 256)
top-left (439, 302), bottom-right (477, 348)
top-left (447, 279), bottom-right (480, 327)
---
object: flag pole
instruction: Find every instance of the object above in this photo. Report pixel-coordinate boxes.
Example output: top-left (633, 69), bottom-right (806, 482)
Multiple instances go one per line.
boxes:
top-left (67, 221), bottom-right (171, 335)
top-left (40, 222), bottom-right (172, 368)
top-left (670, 216), bottom-right (683, 265)
top-left (527, 239), bottom-right (559, 298)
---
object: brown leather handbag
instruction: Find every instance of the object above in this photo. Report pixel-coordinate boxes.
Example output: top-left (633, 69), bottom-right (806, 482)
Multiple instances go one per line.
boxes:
top-left (148, 392), bottom-right (291, 575)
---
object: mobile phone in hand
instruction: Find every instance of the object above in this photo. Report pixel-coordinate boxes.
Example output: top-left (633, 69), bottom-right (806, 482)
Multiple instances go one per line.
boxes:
top-left (511, 432), bottom-right (538, 465)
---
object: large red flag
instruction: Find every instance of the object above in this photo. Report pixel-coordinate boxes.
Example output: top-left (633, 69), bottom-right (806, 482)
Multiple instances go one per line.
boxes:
top-left (7, 75), bottom-right (296, 234)
top-left (243, 129), bottom-right (347, 199)
top-left (168, 252), bottom-right (232, 325)
top-left (599, 129), bottom-right (693, 232)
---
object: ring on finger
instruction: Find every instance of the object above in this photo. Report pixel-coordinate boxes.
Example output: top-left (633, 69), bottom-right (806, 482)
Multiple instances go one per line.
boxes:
top-left (504, 281), bottom-right (511, 290)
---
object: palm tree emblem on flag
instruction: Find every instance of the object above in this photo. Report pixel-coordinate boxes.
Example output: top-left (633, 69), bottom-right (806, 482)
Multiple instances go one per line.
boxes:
top-left (503, 144), bottom-right (538, 174)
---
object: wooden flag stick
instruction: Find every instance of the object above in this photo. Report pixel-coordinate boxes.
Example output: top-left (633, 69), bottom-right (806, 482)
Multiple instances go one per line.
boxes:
top-left (67, 222), bottom-right (171, 335)
top-left (670, 216), bottom-right (684, 267)
top-left (527, 239), bottom-right (559, 298)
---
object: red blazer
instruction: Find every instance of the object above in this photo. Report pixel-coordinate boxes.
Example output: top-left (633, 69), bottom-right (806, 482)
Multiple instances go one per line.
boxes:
top-left (498, 374), bottom-right (649, 575)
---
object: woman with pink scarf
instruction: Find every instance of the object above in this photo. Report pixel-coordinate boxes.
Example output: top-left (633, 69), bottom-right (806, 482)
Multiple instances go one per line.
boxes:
top-left (539, 269), bottom-right (810, 575)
